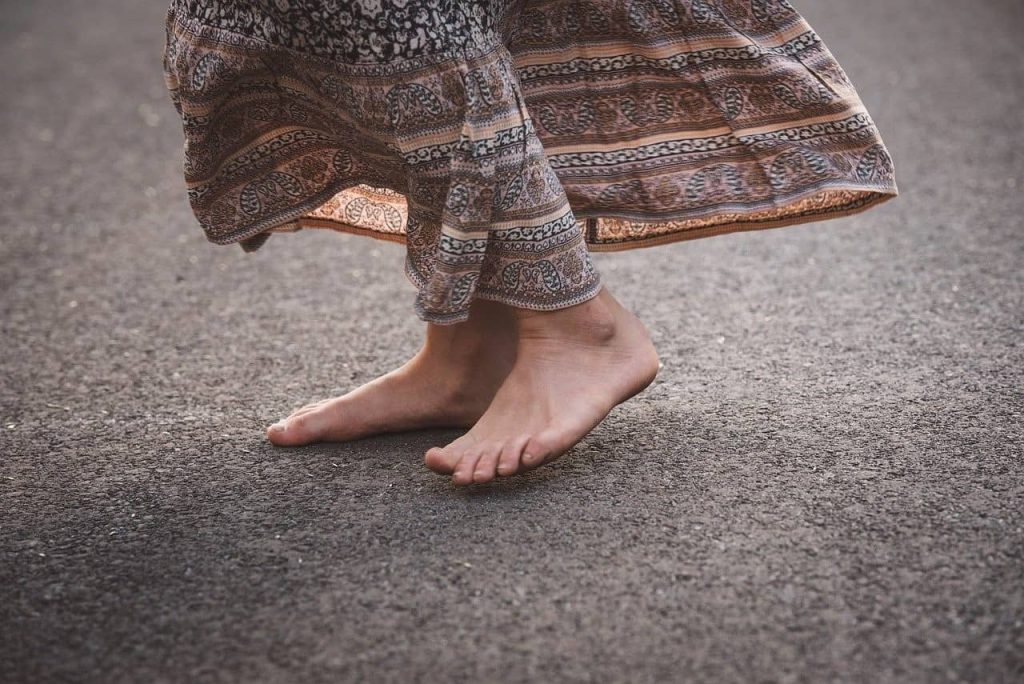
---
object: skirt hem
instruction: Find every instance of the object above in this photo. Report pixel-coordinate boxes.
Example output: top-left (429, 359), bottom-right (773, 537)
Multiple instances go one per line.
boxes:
top-left (274, 184), bottom-right (897, 254)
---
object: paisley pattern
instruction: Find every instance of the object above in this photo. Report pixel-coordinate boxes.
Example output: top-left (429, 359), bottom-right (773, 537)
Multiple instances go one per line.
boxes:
top-left (164, 0), bottom-right (897, 324)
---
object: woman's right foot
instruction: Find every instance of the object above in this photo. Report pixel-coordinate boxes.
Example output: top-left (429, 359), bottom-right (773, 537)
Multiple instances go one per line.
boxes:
top-left (424, 288), bottom-right (659, 485)
top-left (266, 300), bottom-right (517, 446)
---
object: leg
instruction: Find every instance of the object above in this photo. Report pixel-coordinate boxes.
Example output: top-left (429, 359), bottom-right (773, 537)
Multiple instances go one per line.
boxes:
top-left (424, 286), bottom-right (659, 485)
top-left (267, 299), bottom-right (517, 446)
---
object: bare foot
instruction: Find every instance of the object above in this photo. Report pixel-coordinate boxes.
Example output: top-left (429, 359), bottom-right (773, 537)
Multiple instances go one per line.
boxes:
top-left (423, 288), bottom-right (659, 485)
top-left (266, 300), bottom-right (517, 446)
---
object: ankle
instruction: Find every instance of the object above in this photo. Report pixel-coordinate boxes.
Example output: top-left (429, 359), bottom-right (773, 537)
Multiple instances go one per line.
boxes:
top-left (516, 291), bottom-right (617, 344)
top-left (415, 325), bottom-right (515, 390)
top-left (422, 322), bottom-right (486, 361)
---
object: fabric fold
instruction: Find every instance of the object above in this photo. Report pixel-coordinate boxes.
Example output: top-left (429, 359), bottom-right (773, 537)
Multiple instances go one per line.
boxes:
top-left (163, 0), bottom-right (897, 323)
top-left (403, 47), bottom-right (600, 323)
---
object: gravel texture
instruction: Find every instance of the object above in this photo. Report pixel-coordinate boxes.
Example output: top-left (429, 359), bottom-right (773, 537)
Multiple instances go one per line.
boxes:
top-left (1, 1), bottom-right (1022, 682)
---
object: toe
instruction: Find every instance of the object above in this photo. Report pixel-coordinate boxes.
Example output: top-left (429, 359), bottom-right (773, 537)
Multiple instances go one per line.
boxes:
top-left (520, 432), bottom-right (560, 470)
top-left (472, 446), bottom-right (501, 484)
top-left (424, 446), bottom-right (460, 474)
top-left (266, 413), bottom-right (319, 447)
top-left (266, 423), bottom-right (285, 444)
top-left (496, 436), bottom-right (529, 477)
top-left (452, 450), bottom-right (483, 486)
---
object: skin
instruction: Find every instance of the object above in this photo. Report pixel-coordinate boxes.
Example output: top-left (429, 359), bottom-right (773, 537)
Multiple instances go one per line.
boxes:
top-left (268, 287), bottom-right (660, 485)
top-left (266, 299), bottom-right (518, 445)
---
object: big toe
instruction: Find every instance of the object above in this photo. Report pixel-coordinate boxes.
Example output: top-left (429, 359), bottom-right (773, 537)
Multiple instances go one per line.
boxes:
top-left (519, 431), bottom-right (564, 470)
top-left (424, 446), bottom-right (460, 474)
top-left (266, 414), bottom-right (319, 446)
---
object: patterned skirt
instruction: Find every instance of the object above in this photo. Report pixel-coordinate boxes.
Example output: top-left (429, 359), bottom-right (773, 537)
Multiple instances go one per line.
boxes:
top-left (163, 0), bottom-right (897, 323)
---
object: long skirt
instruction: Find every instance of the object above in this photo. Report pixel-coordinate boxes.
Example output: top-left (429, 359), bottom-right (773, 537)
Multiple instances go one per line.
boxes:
top-left (163, 0), bottom-right (897, 323)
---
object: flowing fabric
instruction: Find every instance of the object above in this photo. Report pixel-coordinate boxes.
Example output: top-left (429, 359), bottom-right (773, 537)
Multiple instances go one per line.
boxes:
top-left (164, 0), bottom-right (897, 323)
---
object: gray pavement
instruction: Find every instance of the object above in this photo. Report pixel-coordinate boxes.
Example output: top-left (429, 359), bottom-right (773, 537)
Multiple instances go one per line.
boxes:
top-left (1, 1), bottom-right (1022, 682)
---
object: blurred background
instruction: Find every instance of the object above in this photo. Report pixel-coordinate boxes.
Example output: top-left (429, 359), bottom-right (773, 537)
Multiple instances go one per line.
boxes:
top-left (2, 1), bottom-right (1022, 682)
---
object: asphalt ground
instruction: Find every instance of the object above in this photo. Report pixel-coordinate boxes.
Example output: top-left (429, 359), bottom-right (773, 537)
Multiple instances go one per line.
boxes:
top-left (1, 1), bottom-right (1022, 682)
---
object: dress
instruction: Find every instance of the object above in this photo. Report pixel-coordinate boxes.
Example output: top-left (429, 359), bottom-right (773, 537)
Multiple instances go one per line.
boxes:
top-left (163, 0), bottom-right (897, 323)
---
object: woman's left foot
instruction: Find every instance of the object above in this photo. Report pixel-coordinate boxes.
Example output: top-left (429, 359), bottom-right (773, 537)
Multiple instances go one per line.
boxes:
top-left (265, 300), bottom-right (517, 446)
top-left (424, 288), bottom-right (659, 485)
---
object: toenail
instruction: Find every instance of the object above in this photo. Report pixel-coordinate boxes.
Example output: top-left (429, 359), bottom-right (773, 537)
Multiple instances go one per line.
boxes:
top-left (269, 423), bottom-right (285, 432)
top-left (523, 453), bottom-right (539, 465)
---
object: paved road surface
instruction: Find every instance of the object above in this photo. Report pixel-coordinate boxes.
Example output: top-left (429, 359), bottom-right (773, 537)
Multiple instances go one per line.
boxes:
top-left (1, 1), bottom-right (1022, 682)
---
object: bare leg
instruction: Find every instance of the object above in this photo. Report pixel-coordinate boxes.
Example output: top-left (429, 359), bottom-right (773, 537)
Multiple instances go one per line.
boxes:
top-left (267, 299), bottom-right (517, 446)
top-left (424, 287), bottom-right (659, 485)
